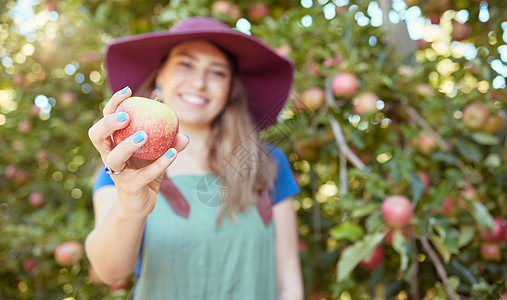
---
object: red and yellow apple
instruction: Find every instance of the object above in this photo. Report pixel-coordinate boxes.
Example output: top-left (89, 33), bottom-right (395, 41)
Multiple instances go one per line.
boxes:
top-left (359, 245), bottom-right (384, 269)
top-left (301, 87), bottom-right (325, 111)
top-left (463, 102), bottom-right (490, 130)
top-left (331, 72), bottom-right (359, 97)
top-left (54, 241), bottom-right (83, 266)
top-left (354, 92), bottom-right (378, 114)
top-left (113, 97), bottom-right (179, 161)
top-left (381, 195), bottom-right (413, 227)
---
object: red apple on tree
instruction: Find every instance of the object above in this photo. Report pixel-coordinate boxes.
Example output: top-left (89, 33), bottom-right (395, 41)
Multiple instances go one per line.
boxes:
top-left (301, 87), bottom-right (325, 111)
top-left (113, 97), bottom-right (179, 161)
top-left (479, 217), bottom-right (506, 242)
top-left (484, 111), bottom-right (505, 134)
top-left (211, 1), bottom-right (241, 21)
top-left (276, 44), bottom-right (291, 57)
top-left (415, 133), bottom-right (438, 155)
top-left (359, 245), bottom-right (384, 269)
top-left (451, 21), bottom-right (471, 41)
top-left (354, 92), bottom-right (378, 114)
top-left (29, 192), bottom-right (44, 208)
top-left (23, 257), bottom-right (37, 273)
top-left (331, 72), bottom-right (359, 97)
top-left (463, 102), bottom-right (490, 130)
top-left (248, 3), bottom-right (269, 20)
top-left (60, 91), bottom-right (77, 108)
top-left (480, 242), bottom-right (502, 261)
top-left (438, 196), bottom-right (454, 215)
top-left (18, 120), bottom-right (32, 134)
top-left (5, 165), bottom-right (17, 180)
top-left (382, 195), bottom-right (413, 227)
top-left (54, 241), bottom-right (83, 266)
top-left (429, 14), bottom-right (440, 25)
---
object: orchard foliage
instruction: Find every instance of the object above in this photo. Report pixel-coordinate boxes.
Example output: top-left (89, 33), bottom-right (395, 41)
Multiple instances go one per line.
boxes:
top-left (0, 0), bottom-right (505, 299)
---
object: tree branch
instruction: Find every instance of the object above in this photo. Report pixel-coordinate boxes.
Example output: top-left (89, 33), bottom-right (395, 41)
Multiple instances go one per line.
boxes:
top-left (419, 236), bottom-right (454, 300)
top-left (324, 78), bottom-right (366, 171)
top-left (409, 229), bottom-right (420, 300)
top-left (400, 104), bottom-right (451, 152)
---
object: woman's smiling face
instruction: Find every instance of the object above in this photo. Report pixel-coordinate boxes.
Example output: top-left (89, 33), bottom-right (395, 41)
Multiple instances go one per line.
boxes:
top-left (156, 40), bottom-right (232, 129)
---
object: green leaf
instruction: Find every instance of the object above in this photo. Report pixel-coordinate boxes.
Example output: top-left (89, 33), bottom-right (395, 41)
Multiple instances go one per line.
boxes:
top-left (337, 232), bottom-right (385, 281)
top-left (409, 172), bottom-right (424, 204)
top-left (470, 132), bottom-right (499, 145)
top-left (456, 139), bottom-right (483, 163)
top-left (350, 203), bottom-right (379, 219)
top-left (466, 201), bottom-right (493, 230)
top-left (329, 222), bottom-right (365, 242)
top-left (391, 230), bottom-right (409, 272)
top-left (429, 235), bottom-right (452, 263)
top-left (458, 225), bottom-right (475, 248)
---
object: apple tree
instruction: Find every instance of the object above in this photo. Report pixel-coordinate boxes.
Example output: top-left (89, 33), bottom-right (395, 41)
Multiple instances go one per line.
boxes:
top-left (1, 0), bottom-right (506, 299)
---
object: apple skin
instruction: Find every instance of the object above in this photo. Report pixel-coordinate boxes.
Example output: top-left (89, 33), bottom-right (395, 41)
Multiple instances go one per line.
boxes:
top-left (276, 44), bottom-right (292, 57)
top-left (479, 217), bottom-right (506, 242)
top-left (463, 102), bottom-right (490, 130)
top-left (54, 241), bottom-right (83, 267)
top-left (484, 111), bottom-right (505, 134)
top-left (480, 242), bottom-right (502, 261)
top-left (354, 92), bottom-right (378, 114)
top-left (331, 72), bottom-right (359, 97)
top-left (5, 165), bottom-right (17, 180)
top-left (113, 97), bottom-right (179, 161)
top-left (211, 1), bottom-right (241, 21)
top-left (301, 87), bottom-right (325, 111)
top-left (29, 192), bottom-right (44, 208)
top-left (248, 3), bottom-right (269, 20)
top-left (23, 257), bottom-right (37, 273)
top-left (381, 195), bottom-right (414, 227)
top-left (451, 21), bottom-right (471, 41)
top-left (415, 133), bottom-right (437, 155)
top-left (359, 245), bottom-right (384, 269)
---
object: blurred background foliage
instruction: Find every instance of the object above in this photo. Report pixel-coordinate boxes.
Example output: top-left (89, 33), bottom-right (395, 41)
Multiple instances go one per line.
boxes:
top-left (0, 0), bottom-right (506, 299)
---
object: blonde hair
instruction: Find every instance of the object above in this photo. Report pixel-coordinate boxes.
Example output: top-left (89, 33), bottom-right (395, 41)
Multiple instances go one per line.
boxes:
top-left (135, 43), bottom-right (277, 226)
top-left (208, 72), bottom-right (277, 226)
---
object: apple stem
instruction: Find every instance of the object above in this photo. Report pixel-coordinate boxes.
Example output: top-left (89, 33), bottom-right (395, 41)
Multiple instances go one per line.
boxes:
top-left (419, 236), bottom-right (455, 300)
top-left (324, 78), bottom-right (366, 171)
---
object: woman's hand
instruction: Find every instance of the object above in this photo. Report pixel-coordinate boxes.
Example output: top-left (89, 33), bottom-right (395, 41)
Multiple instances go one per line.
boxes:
top-left (88, 87), bottom-right (189, 219)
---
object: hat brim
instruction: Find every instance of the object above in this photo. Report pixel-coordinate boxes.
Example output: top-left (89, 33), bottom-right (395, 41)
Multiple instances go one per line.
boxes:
top-left (105, 29), bottom-right (293, 129)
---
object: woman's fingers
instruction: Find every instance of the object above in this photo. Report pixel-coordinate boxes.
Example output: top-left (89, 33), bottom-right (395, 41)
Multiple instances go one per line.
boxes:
top-left (106, 131), bottom-right (148, 173)
top-left (172, 134), bottom-right (190, 153)
top-left (88, 112), bottom-right (131, 160)
top-left (103, 87), bottom-right (131, 116)
top-left (137, 148), bottom-right (179, 183)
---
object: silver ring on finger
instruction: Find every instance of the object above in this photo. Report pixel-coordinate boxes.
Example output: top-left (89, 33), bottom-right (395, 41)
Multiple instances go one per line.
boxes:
top-left (104, 162), bottom-right (124, 175)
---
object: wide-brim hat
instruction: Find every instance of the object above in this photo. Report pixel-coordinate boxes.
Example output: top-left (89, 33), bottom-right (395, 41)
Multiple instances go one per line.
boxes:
top-left (105, 17), bottom-right (293, 129)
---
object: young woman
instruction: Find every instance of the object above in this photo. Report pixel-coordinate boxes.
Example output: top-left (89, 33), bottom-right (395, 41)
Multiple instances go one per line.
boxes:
top-left (86, 17), bottom-right (303, 299)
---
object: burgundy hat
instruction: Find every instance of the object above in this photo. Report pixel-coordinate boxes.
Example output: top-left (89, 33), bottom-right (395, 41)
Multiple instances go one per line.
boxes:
top-left (105, 17), bottom-right (294, 129)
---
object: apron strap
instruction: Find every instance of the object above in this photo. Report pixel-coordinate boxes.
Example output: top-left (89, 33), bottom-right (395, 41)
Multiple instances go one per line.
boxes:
top-left (159, 174), bottom-right (190, 218)
top-left (256, 189), bottom-right (273, 226)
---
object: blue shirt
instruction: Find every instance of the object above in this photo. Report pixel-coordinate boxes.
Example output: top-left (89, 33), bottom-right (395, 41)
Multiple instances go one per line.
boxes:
top-left (93, 145), bottom-right (300, 205)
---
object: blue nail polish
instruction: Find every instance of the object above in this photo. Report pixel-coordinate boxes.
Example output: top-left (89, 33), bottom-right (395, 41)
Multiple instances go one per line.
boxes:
top-left (166, 149), bottom-right (175, 158)
top-left (183, 134), bottom-right (190, 142)
top-left (120, 87), bottom-right (129, 94)
top-left (117, 112), bottom-right (126, 122)
top-left (133, 132), bottom-right (144, 143)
